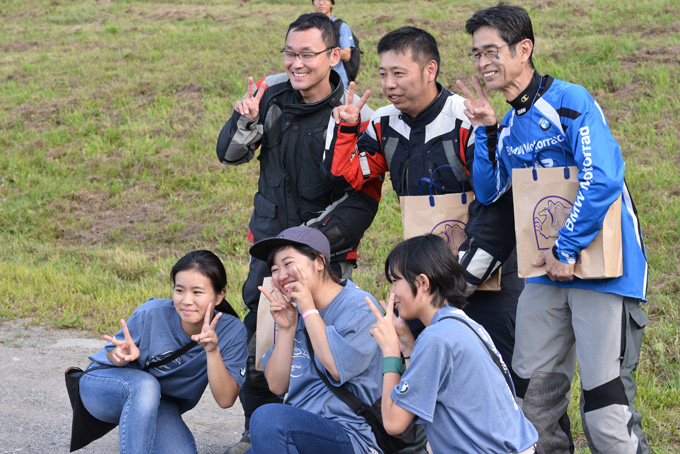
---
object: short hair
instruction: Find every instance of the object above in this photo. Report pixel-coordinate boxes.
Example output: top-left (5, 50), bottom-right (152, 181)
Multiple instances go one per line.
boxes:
top-left (377, 27), bottom-right (441, 78)
top-left (171, 250), bottom-right (239, 318)
top-left (266, 244), bottom-right (340, 283)
top-left (286, 13), bottom-right (339, 49)
top-left (465, 3), bottom-right (535, 67)
top-left (385, 235), bottom-right (467, 309)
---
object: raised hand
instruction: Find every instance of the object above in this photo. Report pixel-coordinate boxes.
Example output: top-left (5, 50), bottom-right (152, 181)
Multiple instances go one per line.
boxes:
top-left (191, 303), bottom-right (222, 353)
top-left (261, 284), bottom-right (297, 331)
top-left (456, 76), bottom-right (498, 127)
top-left (105, 318), bottom-right (140, 365)
top-left (365, 294), bottom-right (401, 358)
top-left (379, 298), bottom-right (415, 357)
top-left (332, 81), bottom-right (371, 125)
top-left (234, 77), bottom-right (268, 121)
top-left (281, 265), bottom-right (315, 314)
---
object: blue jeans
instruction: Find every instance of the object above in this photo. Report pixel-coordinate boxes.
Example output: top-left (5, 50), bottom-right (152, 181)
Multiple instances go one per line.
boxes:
top-left (247, 404), bottom-right (355, 454)
top-left (79, 366), bottom-right (197, 454)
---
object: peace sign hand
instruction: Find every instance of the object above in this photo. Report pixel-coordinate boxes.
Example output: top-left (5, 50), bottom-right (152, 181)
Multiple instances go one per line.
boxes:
top-left (456, 76), bottom-right (498, 127)
top-left (105, 318), bottom-right (140, 364)
top-left (192, 303), bottom-right (222, 353)
top-left (365, 294), bottom-right (401, 357)
top-left (234, 77), bottom-right (268, 121)
top-left (332, 81), bottom-right (371, 125)
top-left (261, 284), bottom-right (297, 332)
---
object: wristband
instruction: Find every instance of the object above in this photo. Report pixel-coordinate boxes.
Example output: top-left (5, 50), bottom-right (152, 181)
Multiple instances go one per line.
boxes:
top-left (301, 309), bottom-right (319, 320)
top-left (382, 356), bottom-right (404, 375)
top-left (552, 245), bottom-right (560, 261)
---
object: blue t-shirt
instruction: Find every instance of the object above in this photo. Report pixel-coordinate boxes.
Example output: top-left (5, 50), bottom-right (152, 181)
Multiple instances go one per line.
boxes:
top-left (90, 298), bottom-right (248, 413)
top-left (262, 280), bottom-right (382, 453)
top-left (331, 16), bottom-right (354, 87)
top-left (391, 306), bottom-right (538, 453)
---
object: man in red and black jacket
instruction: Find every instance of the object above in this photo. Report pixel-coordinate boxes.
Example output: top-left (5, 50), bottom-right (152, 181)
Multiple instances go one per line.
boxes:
top-left (323, 26), bottom-right (521, 373)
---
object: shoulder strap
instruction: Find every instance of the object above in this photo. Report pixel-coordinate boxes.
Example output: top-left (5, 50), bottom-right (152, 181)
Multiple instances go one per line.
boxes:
top-left (303, 329), bottom-right (369, 415)
top-left (438, 316), bottom-right (512, 389)
top-left (143, 340), bottom-right (198, 371)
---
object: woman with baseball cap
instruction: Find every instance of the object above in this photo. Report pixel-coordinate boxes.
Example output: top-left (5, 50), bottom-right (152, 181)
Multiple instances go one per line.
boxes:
top-left (246, 226), bottom-right (383, 454)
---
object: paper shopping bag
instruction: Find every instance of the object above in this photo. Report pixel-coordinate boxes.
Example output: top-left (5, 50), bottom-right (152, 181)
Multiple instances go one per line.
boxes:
top-left (255, 277), bottom-right (278, 372)
top-left (512, 166), bottom-right (623, 279)
top-left (400, 191), bottom-right (501, 291)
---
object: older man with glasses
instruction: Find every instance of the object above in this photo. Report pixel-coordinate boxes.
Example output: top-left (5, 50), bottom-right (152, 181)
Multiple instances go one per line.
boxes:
top-left (216, 12), bottom-right (376, 454)
top-left (458, 4), bottom-right (649, 454)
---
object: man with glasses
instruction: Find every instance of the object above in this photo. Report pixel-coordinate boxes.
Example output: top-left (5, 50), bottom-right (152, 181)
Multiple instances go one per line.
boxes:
top-left (457, 4), bottom-right (649, 454)
top-left (311, 0), bottom-right (355, 87)
top-left (216, 13), bottom-right (376, 454)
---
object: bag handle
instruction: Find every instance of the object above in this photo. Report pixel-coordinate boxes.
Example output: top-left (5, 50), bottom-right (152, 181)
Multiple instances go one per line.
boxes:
top-left (417, 165), bottom-right (469, 207)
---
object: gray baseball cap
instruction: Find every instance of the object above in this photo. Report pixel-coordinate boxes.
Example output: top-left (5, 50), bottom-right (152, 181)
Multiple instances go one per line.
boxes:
top-left (249, 226), bottom-right (331, 264)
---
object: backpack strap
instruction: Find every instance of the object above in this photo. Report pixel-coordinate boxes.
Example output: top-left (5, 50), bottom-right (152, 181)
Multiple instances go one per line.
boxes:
top-left (438, 316), bottom-right (513, 390)
top-left (303, 329), bottom-right (370, 415)
top-left (143, 340), bottom-right (198, 371)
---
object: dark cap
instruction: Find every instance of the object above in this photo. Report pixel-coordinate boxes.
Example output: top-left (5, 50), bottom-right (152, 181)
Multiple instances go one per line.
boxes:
top-left (249, 226), bottom-right (331, 264)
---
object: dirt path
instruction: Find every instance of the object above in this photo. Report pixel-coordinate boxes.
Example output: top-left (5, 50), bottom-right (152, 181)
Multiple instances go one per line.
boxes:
top-left (0, 319), bottom-right (245, 453)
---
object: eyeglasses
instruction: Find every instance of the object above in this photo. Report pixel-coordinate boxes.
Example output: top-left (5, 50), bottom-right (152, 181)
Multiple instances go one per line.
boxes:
top-left (281, 48), bottom-right (333, 62)
top-left (467, 44), bottom-right (508, 62)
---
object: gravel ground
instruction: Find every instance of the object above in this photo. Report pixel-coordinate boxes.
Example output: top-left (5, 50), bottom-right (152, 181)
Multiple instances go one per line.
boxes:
top-left (0, 319), bottom-right (245, 454)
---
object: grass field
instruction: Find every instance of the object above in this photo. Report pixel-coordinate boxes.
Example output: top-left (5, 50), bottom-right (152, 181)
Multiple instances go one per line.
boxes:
top-left (1, 0), bottom-right (679, 451)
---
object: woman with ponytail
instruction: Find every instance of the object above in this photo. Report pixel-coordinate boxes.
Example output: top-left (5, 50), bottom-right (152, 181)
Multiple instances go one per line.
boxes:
top-left (79, 250), bottom-right (247, 454)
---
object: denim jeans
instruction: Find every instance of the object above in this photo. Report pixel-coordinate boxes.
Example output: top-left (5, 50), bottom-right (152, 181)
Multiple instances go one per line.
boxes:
top-left (246, 403), bottom-right (355, 454)
top-left (79, 366), bottom-right (197, 454)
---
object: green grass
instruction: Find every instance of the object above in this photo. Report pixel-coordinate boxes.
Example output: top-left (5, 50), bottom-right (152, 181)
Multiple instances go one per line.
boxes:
top-left (1, 0), bottom-right (679, 451)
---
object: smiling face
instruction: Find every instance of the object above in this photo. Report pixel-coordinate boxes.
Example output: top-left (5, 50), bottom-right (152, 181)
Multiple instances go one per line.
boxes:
top-left (284, 27), bottom-right (340, 104)
top-left (270, 246), bottom-right (323, 299)
top-left (379, 49), bottom-right (438, 118)
top-left (173, 269), bottom-right (225, 335)
top-left (471, 25), bottom-right (533, 101)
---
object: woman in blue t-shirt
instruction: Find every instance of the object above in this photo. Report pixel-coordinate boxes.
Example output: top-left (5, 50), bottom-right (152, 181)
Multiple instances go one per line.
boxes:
top-left (366, 235), bottom-right (541, 454)
top-left (80, 250), bottom-right (248, 454)
top-left (246, 226), bottom-right (383, 454)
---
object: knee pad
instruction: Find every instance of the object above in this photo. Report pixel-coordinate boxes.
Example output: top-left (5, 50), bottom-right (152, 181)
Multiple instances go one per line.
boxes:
top-left (523, 371), bottom-right (574, 454)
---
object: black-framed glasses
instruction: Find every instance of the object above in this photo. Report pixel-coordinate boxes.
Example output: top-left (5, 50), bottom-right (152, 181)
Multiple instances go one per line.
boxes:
top-left (467, 44), bottom-right (508, 62)
top-left (281, 48), bottom-right (333, 63)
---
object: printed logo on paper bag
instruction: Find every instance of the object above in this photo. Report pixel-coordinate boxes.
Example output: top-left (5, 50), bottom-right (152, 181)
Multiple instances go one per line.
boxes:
top-left (431, 220), bottom-right (467, 254)
top-left (533, 196), bottom-right (572, 250)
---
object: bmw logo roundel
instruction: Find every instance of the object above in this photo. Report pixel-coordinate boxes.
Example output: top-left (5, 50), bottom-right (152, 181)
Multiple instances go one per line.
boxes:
top-left (240, 367), bottom-right (246, 377)
top-left (539, 117), bottom-right (551, 131)
top-left (399, 382), bottom-right (409, 394)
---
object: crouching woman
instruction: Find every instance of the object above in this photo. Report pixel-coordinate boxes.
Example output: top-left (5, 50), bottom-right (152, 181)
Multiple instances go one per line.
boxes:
top-left (79, 250), bottom-right (248, 453)
top-left (367, 235), bottom-right (541, 454)
top-left (246, 226), bottom-right (383, 454)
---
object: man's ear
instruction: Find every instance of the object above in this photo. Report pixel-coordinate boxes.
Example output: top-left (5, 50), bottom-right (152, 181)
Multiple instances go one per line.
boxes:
top-left (425, 60), bottom-right (438, 84)
top-left (518, 38), bottom-right (534, 64)
top-left (329, 47), bottom-right (342, 67)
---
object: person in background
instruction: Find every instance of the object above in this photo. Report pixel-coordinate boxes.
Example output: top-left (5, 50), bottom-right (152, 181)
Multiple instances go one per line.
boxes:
top-left (312, 0), bottom-right (355, 87)
top-left (367, 234), bottom-right (540, 454)
top-left (79, 250), bottom-right (247, 453)
top-left (458, 4), bottom-right (649, 453)
top-left (216, 12), bottom-right (377, 454)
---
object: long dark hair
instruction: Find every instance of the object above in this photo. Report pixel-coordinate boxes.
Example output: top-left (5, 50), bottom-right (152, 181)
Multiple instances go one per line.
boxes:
top-left (385, 235), bottom-right (467, 309)
top-left (171, 250), bottom-right (239, 319)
